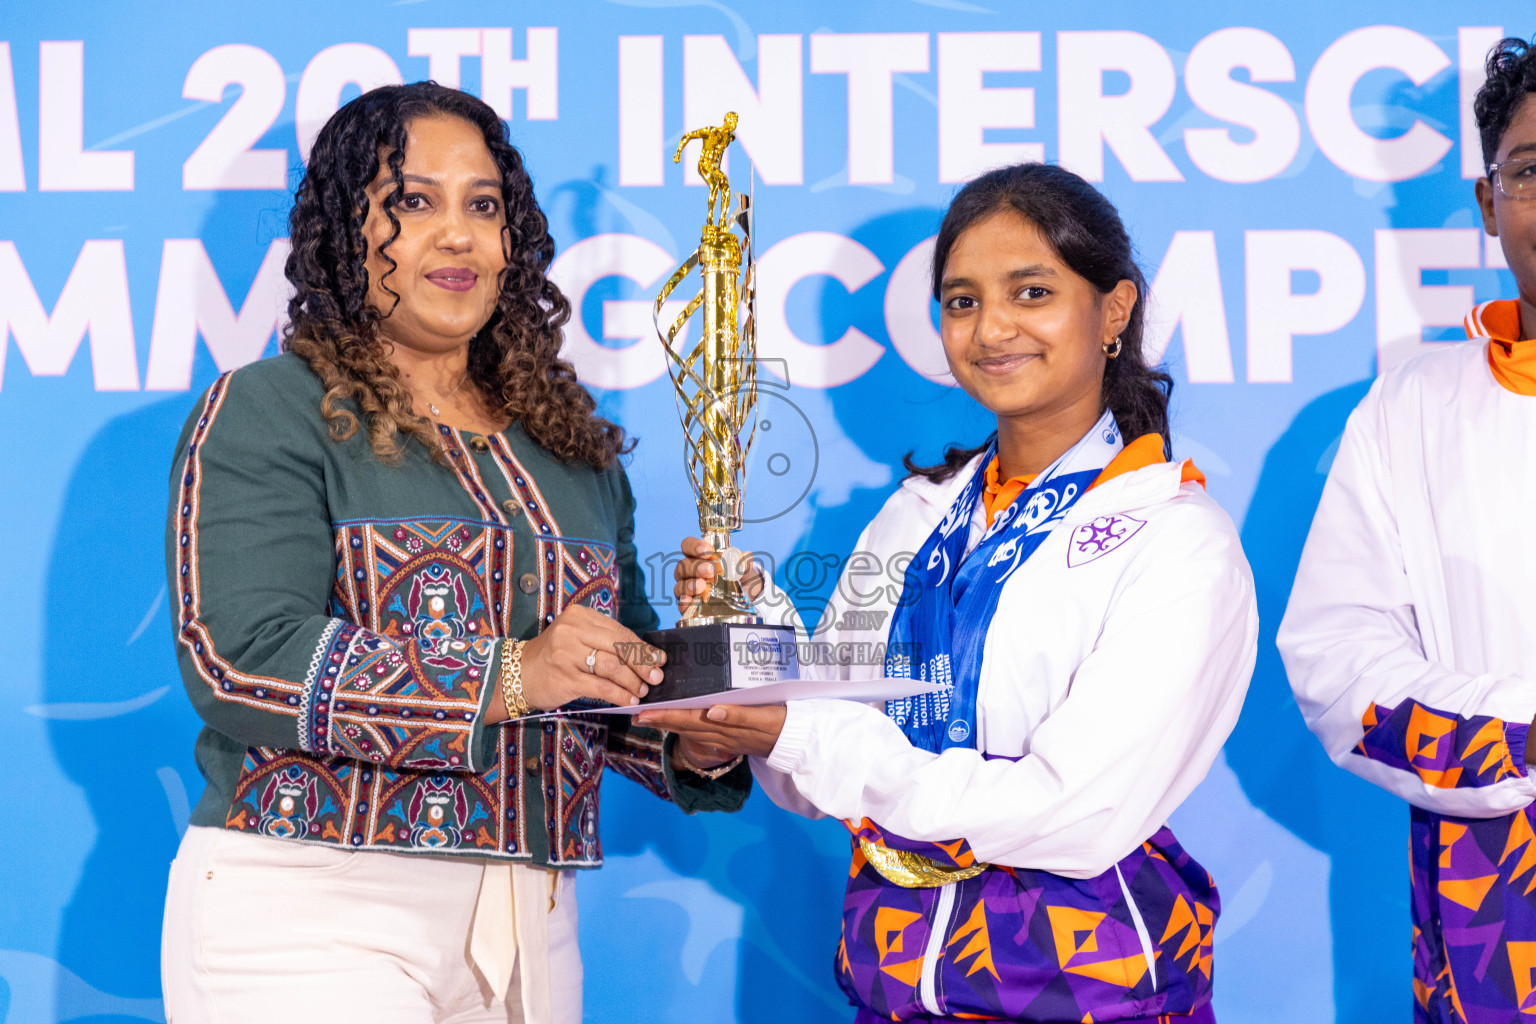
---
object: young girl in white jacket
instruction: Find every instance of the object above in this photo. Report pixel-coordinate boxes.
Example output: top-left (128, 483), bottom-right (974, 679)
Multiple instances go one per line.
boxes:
top-left (641, 163), bottom-right (1257, 1023)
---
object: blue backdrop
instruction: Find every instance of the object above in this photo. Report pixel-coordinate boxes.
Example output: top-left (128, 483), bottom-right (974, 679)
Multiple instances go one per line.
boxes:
top-left (0, 3), bottom-right (1526, 1021)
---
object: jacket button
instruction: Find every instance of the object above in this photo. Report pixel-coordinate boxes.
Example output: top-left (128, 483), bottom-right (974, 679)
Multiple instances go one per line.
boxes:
top-left (469, 435), bottom-right (491, 453)
top-left (501, 499), bottom-right (522, 518)
top-left (525, 756), bottom-right (541, 776)
top-left (519, 573), bottom-right (538, 594)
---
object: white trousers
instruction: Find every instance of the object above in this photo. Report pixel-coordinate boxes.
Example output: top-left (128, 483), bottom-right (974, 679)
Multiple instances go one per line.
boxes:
top-left (161, 826), bottom-right (582, 1024)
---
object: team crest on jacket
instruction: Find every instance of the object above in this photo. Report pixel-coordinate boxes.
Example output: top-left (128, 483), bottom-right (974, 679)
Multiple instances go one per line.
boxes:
top-left (1067, 514), bottom-right (1146, 567)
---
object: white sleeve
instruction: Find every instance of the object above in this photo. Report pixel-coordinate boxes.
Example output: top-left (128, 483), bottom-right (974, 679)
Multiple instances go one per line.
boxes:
top-left (749, 565), bottom-right (811, 644)
top-left (761, 505), bottom-right (1257, 878)
top-left (749, 756), bottom-right (827, 820)
top-left (1277, 383), bottom-right (1536, 816)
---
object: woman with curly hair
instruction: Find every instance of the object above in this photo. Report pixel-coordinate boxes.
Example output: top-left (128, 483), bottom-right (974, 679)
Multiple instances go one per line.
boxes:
top-left (159, 82), bottom-right (748, 1024)
top-left (649, 163), bottom-right (1257, 1022)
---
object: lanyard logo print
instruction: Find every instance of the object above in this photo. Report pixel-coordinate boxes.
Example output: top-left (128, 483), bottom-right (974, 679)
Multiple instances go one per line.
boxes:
top-left (885, 412), bottom-right (1123, 753)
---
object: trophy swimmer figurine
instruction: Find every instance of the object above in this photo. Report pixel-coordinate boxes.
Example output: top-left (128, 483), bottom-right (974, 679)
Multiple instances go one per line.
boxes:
top-left (678, 112), bottom-right (737, 231)
top-left (641, 112), bottom-right (800, 700)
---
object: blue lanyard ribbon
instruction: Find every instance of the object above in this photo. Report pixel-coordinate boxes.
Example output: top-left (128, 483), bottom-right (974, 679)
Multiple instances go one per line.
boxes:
top-left (885, 412), bottom-right (1123, 753)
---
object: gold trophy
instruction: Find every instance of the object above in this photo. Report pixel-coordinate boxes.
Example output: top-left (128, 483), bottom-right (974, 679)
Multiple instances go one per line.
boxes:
top-left (639, 112), bottom-right (800, 700)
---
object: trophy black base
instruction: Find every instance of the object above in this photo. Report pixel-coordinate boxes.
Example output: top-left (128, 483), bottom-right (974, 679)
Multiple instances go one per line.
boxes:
top-left (639, 621), bottom-right (800, 703)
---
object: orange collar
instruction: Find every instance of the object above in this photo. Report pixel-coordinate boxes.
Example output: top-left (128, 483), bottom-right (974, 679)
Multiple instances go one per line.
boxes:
top-left (1467, 299), bottom-right (1536, 396)
top-left (982, 434), bottom-right (1205, 526)
top-left (982, 462), bottom-right (1034, 526)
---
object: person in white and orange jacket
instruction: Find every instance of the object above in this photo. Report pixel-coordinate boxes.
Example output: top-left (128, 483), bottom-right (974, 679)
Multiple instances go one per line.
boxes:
top-left (642, 163), bottom-right (1257, 1024)
top-left (1278, 36), bottom-right (1536, 1024)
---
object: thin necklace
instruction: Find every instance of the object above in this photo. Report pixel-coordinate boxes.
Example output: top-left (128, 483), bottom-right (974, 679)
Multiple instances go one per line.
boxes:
top-left (427, 370), bottom-right (469, 418)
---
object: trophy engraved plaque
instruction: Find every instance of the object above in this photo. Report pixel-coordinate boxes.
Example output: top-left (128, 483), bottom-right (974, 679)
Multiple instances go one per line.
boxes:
top-left (640, 112), bottom-right (800, 701)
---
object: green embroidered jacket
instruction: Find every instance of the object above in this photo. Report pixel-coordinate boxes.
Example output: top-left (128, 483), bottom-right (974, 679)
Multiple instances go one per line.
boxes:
top-left (166, 352), bottom-right (749, 866)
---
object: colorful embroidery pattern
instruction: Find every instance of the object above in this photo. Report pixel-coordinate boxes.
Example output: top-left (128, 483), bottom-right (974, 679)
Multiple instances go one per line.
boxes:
top-left (605, 724), bottom-right (671, 801)
top-left (255, 763), bottom-right (321, 840)
top-left (561, 541), bottom-right (618, 616)
top-left (237, 524), bottom-right (628, 859)
top-left (545, 719), bottom-right (605, 864)
top-left (177, 387), bottom-right (661, 862)
top-left (837, 827), bottom-right (1216, 1021)
top-left (437, 425), bottom-right (508, 523)
top-left (1355, 700), bottom-right (1526, 790)
top-left (301, 621), bottom-right (490, 770)
top-left (227, 744), bottom-right (517, 853)
top-left (485, 432), bottom-right (567, 629)
top-left (333, 519), bottom-right (515, 641)
top-left (173, 374), bottom-right (305, 718)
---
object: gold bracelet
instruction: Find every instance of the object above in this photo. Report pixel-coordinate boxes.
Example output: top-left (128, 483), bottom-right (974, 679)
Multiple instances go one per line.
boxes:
top-left (675, 741), bottom-right (743, 780)
top-left (499, 639), bottom-right (530, 720)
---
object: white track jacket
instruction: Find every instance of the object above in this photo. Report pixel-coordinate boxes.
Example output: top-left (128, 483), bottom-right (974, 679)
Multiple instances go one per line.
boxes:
top-left (1279, 325), bottom-right (1536, 816)
top-left (1277, 300), bottom-right (1536, 1023)
top-left (753, 452), bottom-right (1258, 878)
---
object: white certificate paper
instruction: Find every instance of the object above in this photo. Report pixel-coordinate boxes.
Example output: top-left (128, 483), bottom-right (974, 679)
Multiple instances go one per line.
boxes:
top-left (539, 677), bottom-right (944, 718)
